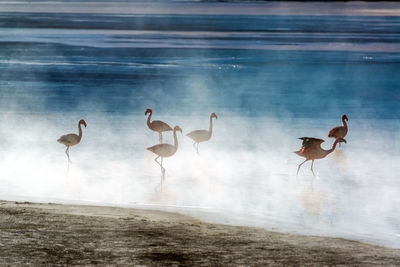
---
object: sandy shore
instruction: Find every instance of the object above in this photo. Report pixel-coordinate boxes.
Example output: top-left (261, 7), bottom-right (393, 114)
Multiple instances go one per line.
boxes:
top-left (0, 200), bottom-right (399, 266)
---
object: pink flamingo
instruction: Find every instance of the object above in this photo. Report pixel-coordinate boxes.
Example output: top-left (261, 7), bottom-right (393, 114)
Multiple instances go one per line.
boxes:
top-left (186, 112), bottom-right (217, 154)
top-left (57, 119), bottom-right (87, 163)
top-left (147, 126), bottom-right (182, 178)
top-left (145, 108), bottom-right (172, 143)
top-left (294, 137), bottom-right (346, 176)
top-left (328, 114), bottom-right (348, 147)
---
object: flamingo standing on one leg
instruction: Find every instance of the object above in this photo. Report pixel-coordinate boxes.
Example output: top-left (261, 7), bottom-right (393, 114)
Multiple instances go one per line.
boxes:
top-left (57, 119), bottom-right (87, 163)
top-left (294, 137), bottom-right (346, 176)
top-left (186, 112), bottom-right (217, 155)
top-left (328, 114), bottom-right (348, 147)
top-left (145, 108), bottom-right (172, 143)
top-left (147, 125), bottom-right (182, 178)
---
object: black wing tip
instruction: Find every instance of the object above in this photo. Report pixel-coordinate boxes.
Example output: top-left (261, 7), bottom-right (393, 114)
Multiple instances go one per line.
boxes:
top-left (298, 137), bottom-right (324, 142)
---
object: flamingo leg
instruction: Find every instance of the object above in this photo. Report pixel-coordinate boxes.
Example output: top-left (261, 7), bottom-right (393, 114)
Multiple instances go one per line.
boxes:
top-left (339, 142), bottom-right (341, 148)
top-left (65, 146), bottom-right (71, 163)
top-left (154, 156), bottom-right (162, 168)
top-left (296, 159), bottom-right (308, 176)
top-left (310, 160), bottom-right (316, 176)
top-left (196, 143), bottom-right (199, 155)
top-left (161, 157), bottom-right (165, 178)
top-left (155, 176), bottom-right (163, 192)
top-left (158, 133), bottom-right (162, 144)
top-left (154, 156), bottom-right (166, 178)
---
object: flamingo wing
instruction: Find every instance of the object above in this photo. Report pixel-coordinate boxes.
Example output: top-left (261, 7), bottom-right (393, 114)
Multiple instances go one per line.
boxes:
top-left (57, 133), bottom-right (79, 146)
top-left (328, 126), bottom-right (345, 138)
top-left (147, 144), bottom-right (176, 157)
top-left (186, 130), bottom-right (210, 143)
top-left (298, 137), bottom-right (324, 150)
top-left (150, 120), bottom-right (172, 132)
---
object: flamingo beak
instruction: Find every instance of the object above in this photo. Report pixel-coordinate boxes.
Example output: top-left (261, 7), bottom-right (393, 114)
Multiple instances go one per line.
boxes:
top-left (342, 138), bottom-right (347, 143)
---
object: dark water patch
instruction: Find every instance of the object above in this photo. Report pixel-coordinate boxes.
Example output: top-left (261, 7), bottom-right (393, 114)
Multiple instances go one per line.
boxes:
top-left (1, 13), bottom-right (400, 34)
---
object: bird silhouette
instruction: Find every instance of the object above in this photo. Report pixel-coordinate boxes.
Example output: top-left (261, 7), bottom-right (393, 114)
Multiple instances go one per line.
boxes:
top-left (186, 112), bottom-right (217, 154)
top-left (328, 114), bottom-right (348, 147)
top-left (57, 119), bottom-right (87, 163)
top-left (145, 108), bottom-right (172, 143)
top-left (147, 125), bottom-right (182, 178)
top-left (294, 137), bottom-right (346, 176)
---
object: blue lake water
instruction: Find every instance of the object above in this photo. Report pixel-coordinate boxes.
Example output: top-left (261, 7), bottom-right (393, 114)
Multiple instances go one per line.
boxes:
top-left (0, 1), bottom-right (400, 248)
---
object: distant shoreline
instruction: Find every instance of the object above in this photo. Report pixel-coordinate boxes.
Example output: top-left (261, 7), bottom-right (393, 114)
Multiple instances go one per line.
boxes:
top-left (1, 200), bottom-right (399, 265)
top-left (1, 1), bottom-right (399, 17)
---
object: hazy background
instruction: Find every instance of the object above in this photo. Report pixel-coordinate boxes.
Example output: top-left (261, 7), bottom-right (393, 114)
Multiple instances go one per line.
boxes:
top-left (0, 0), bottom-right (399, 248)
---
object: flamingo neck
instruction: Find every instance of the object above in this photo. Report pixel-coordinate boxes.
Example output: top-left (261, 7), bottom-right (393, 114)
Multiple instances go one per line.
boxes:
top-left (173, 128), bottom-right (179, 149)
top-left (78, 122), bottom-right (83, 141)
top-left (325, 138), bottom-right (340, 156)
top-left (208, 115), bottom-right (214, 136)
top-left (146, 111), bottom-right (152, 128)
top-left (342, 118), bottom-right (348, 130)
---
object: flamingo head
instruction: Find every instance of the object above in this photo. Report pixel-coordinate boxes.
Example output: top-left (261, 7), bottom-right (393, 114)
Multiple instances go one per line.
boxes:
top-left (79, 119), bottom-right (87, 128)
top-left (174, 126), bottom-right (183, 134)
top-left (211, 112), bottom-right (218, 119)
top-left (145, 108), bottom-right (152, 116)
top-left (342, 114), bottom-right (348, 121)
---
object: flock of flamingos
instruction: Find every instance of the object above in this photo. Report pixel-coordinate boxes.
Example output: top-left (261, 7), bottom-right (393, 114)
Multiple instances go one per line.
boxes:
top-left (57, 110), bottom-right (348, 177)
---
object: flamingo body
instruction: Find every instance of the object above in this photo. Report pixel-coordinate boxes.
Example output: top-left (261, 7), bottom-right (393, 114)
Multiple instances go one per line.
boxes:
top-left (295, 137), bottom-right (326, 160)
top-left (147, 144), bottom-right (177, 158)
top-left (186, 130), bottom-right (210, 143)
top-left (186, 112), bottom-right (217, 154)
top-left (57, 133), bottom-right (80, 146)
top-left (148, 120), bottom-right (173, 133)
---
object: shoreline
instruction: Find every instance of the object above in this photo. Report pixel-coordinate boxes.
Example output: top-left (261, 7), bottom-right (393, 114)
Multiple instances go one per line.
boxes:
top-left (1, 200), bottom-right (399, 265)
top-left (1, 1), bottom-right (400, 16)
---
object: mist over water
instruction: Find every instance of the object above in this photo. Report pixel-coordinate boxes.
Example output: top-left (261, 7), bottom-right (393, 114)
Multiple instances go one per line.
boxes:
top-left (0, 1), bottom-right (400, 248)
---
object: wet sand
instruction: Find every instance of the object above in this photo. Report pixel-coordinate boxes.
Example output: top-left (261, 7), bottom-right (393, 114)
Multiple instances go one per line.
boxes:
top-left (0, 200), bottom-right (399, 266)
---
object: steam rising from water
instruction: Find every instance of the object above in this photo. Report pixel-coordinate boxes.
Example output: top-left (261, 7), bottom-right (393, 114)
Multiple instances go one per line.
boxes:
top-left (1, 113), bottom-right (399, 247)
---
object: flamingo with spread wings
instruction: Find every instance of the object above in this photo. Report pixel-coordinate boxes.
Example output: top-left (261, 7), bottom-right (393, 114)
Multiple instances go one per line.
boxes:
top-left (294, 137), bottom-right (346, 176)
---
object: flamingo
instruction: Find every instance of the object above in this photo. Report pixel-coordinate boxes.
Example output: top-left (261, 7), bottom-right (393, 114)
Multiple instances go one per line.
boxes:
top-left (145, 108), bottom-right (172, 143)
top-left (57, 119), bottom-right (87, 163)
top-left (328, 114), bottom-right (348, 147)
top-left (147, 125), bottom-right (182, 178)
top-left (294, 137), bottom-right (346, 176)
top-left (186, 112), bottom-right (217, 154)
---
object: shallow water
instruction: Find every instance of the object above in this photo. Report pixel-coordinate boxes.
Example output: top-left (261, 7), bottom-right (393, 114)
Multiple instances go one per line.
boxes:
top-left (0, 1), bottom-right (399, 248)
